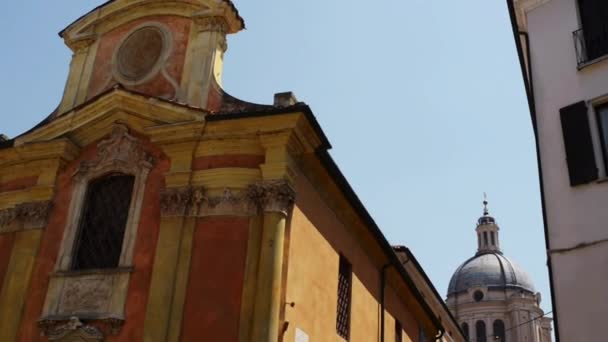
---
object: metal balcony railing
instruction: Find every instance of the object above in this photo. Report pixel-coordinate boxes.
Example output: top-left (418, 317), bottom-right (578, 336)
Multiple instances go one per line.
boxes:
top-left (573, 27), bottom-right (608, 67)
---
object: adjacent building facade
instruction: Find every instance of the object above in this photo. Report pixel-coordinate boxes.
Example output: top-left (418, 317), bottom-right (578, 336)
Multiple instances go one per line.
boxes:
top-left (507, 1), bottom-right (608, 340)
top-left (0, 1), bottom-right (464, 341)
top-left (446, 202), bottom-right (552, 342)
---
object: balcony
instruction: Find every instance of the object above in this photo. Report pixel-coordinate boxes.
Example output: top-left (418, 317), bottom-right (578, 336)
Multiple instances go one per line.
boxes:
top-left (573, 27), bottom-right (608, 68)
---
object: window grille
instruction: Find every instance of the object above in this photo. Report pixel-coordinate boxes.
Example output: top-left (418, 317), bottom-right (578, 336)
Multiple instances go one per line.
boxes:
top-left (71, 174), bottom-right (135, 270)
top-left (336, 256), bottom-right (352, 340)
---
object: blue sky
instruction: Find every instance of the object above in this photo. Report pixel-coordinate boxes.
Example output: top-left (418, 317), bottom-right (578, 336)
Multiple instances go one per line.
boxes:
top-left (0, 0), bottom-right (551, 314)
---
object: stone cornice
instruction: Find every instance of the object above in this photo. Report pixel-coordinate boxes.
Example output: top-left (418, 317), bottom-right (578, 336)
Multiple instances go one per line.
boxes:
top-left (14, 88), bottom-right (204, 147)
top-left (60, 0), bottom-right (244, 41)
top-left (0, 139), bottom-right (79, 168)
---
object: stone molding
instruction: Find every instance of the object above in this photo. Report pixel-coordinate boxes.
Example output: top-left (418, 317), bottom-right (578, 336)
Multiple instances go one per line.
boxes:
top-left (160, 180), bottom-right (295, 217)
top-left (0, 200), bottom-right (52, 233)
top-left (73, 124), bottom-right (155, 181)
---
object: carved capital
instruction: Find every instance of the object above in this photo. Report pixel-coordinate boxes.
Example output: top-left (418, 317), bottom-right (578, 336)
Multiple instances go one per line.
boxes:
top-left (0, 200), bottom-right (52, 233)
top-left (195, 16), bottom-right (229, 33)
top-left (39, 317), bottom-right (104, 341)
top-left (161, 187), bottom-right (257, 217)
top-left (74, 124), bottom-right (155, 181)
top-left (65, 34), bottom-right (97, 54)
top-left (247, 180), bottom-right (295, 214)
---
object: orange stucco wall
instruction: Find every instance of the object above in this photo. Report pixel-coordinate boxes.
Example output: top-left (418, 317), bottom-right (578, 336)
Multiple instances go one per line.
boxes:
top-left (283, 170), bottom-right (421, 342)
top-left (0, 176), bottom-right (38, 193)
top-left (87, 15), bottom-right (191, 100)
top-left (180, 217), bottom-right (250, 342)
top-left (192, 154), bottom-right (264, 171)
top-left (16, 132), bottom-right (168, 341)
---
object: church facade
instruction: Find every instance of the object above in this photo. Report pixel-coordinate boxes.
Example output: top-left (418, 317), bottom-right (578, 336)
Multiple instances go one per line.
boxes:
top-left (447, 202), bottom-right (552, 342)
top-left (0, 1), bottom-right (463, 341)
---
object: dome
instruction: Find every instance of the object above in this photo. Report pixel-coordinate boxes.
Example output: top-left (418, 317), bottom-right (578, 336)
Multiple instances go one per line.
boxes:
top-left (447, 252), bottom-right (535, 296)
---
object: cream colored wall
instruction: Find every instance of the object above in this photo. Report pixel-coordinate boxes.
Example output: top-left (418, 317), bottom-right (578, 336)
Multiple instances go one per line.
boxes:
top-left (282, 170), bottom-right (422, 342)
top-left (521, 0), bottom-right (608, 340)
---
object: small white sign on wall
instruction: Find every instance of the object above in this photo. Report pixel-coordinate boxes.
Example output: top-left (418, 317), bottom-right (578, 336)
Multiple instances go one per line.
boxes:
top-left (295, 328), bottom-right (309, 342)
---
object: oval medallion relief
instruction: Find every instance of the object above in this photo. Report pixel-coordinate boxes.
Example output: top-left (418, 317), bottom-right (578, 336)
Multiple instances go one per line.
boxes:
top-left (113, 25), bottom-right (171, 85)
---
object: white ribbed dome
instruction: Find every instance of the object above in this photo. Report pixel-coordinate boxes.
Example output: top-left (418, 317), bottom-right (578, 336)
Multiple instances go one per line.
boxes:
top-left (447, 252), bottom-right (535, 296)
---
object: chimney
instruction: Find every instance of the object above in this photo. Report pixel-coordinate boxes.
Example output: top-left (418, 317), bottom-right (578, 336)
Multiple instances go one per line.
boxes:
top-left (274, 92), bottom-right (298, 108)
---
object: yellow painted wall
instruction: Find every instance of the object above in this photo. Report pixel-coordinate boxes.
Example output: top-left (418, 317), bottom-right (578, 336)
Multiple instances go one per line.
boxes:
top-left (283, 169), bottom-right (421, 342)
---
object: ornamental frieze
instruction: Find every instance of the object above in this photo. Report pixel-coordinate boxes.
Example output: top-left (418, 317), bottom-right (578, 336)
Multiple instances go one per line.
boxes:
top-left (0, 200), bottom-right (52, 233)
top-left (160, 180), bottom-right (295, 217)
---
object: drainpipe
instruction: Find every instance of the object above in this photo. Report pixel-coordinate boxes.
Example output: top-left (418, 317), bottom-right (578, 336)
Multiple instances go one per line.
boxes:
top-left (380, 263), bottom-right (392, 342)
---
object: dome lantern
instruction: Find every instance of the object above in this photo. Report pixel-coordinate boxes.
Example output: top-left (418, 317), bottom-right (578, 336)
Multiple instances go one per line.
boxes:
top-left (476, 196), bottom-right (501, 255)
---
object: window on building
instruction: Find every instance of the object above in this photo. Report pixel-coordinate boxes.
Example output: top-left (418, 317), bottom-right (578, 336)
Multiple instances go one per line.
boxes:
top-left (493, 320), bottom-right (506, 342)
top-left (476, 321), bottom-right (487, 342)
top-left (473, 290), bottom-right (484, 302)
top-left (594, 104), bottom-right (608, 173)
top-left (559, 101), bottom-right (598, 186)
top-left (461, 323), bottom-right (469, 341)
top-left (71, 174), bottom-right (135, 270)
top-left (483, 232), bottom-right (488, 246)
top-left (395, 320), bottom-right (402, 342)
top-left (336, 255), bottom-right (352, 340)
top-left (491, 232), bottom-right (495, 245)
top-left (576, 0), bottom-right (608, 63)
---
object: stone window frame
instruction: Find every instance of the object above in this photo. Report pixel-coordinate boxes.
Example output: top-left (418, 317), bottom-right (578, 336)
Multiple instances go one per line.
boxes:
top-left (55, 124), bottom-right (153, 271)
top-left (111, 22), bottom-right (173, 86)
top-left (40, 124), bottom-right (155, 337)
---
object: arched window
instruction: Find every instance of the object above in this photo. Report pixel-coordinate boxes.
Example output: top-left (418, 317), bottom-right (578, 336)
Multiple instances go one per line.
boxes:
top-left (461, 322), bottom-right (469, 341)
top-left (476, 320), bottom-right (487, 342)
top-left (71, 174), bottom-right (135, 270)
top-left (493, 320), bottom-right (506, 342)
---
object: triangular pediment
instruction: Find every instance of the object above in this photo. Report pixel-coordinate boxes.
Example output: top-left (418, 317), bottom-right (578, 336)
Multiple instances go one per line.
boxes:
top-left (15, 87), bottom-right (206, 148)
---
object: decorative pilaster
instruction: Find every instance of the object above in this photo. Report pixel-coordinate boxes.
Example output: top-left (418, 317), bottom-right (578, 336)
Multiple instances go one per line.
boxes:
top-left (249, 180), bottom-right (295, 342)
top-left (181, 10), bottom-right (229, 107)
top-left (58, 33), bottom-right (99, 114)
